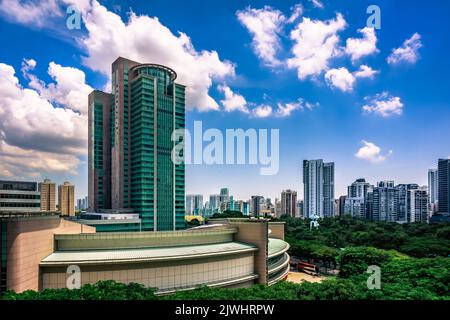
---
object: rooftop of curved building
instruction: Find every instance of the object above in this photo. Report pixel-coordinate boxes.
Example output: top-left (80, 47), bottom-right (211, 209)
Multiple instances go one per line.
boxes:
top-left (268, 238), bottom-right (290, 258)
top-left (130, 63), bottom-right (177, 81)
top-left (40, 242), bottom-right (257, 266)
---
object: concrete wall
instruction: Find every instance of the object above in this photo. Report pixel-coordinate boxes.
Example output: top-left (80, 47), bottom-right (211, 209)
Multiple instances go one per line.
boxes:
top-left (6, 216), bottom-right (95, 293)
top-left (268, 222), bottom-right (285, 240)
top-left (229, 220), bottom-right (268, 284)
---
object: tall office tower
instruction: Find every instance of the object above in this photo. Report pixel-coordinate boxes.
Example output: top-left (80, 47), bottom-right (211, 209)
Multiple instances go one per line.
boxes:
top-left (83, 196), bottom-right (88, 210)
top-left (409, 186), bottom-right (428, 223)
top-left (323, 162), bottom-right (335, 217)
top-left (281, 190), bottom-right (297, 217)
top-left (274, 198), bottom-right (281, 217)
top-left (296, 200), bottom-right (304, 218)
top-left (233, 200), bottom-right (243, 213)
top-left (337, 196), bottom-right (347, 216)
top-left (395, 184), bottom-right (419, 223)
top-left (88, 57), bottom-right (186, 231)
top-left (185, 194), bottom-right (203, 215)
top-left (77, 197), bottom-right (88, 211)
top-left (242, 201), bottom-right (250, 215)
top-left (209, 194), bottom-right (221, 213)
top-left (369, 181), bottom-right (396, 222)
top-left (39, 179), bottom-right (56, 211)
top-left (438, 159), bottom-right (450, 214)
top-left (251, 196), bottom-right (264, 217)
top-left (428, 169), bottom-right (439, 214)
top-left (88, 90), bottom-right (112, 212)
top-left (58, 182), bottom-right (75, 216)
top-left (303, 159), bottom-right (335, 218)
top-left (219, 188), bottom-right (230, 203)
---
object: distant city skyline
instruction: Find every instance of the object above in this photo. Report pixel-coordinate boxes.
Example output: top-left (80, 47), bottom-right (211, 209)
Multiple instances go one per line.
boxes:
top-left (0, 1), bottom-right (449, 203)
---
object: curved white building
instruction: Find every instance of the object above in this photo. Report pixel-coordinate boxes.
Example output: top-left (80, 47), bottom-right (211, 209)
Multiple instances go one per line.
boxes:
top-left (39, 219), bottom-right (289, 294)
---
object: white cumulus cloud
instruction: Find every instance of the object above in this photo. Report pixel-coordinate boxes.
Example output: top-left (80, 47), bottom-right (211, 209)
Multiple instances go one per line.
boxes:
top-left (287, 13), bottom-right (347, 80)
top-left (362, 92), bottom-right (404, 117)
top-left (237, 5), bottom-right (286, 67)
top-left (325, 67), bottom-right (355, 92)
top-left (23, 60), bottom-right (93, 115)
top-left (63, 0), bottom-right (235, 112)
top-left (217, 85), bottom-right (249, 113)
top-left (0, 0), bottom-right (62, 26)
top-left (345, 27), bottom-right (378, 62)
top-left (354, 65), bottom-right (379, 79)
top-left (0, 61), bottom-right (87, 178)
top-left (252, 105), bottom-right (273, 118)
top-left (387, 33), bottom-right (422, 65)
top-left (355, 140), bottom-right (392, 163)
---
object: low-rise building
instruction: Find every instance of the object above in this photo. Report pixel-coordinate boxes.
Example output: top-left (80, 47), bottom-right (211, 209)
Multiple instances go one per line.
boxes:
top-left (1, 213), bottom-right (289, 295)
top-left (0, 212), bottom-right (95, 293)
top-left (0, 180), bottom-right (41, 212)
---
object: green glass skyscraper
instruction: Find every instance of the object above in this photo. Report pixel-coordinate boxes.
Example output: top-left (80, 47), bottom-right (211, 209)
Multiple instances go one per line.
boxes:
top-left (88, 57), bottom-right (185, 231)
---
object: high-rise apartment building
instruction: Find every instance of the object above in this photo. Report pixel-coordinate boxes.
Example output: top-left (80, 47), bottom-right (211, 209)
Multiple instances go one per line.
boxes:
top-left (88, 90), bottom-right (112, 212)
top-left (281, 190), bottom-right (297, 217)
top-left (367, 181), bottom-right (396, 222)
top-left (344, 178), bottom-right (373, 219)
top-left (303, 159), bottom-right (335, 218)
top-left (438, 159), bottom-right (450, 214)
top-left (347, 178), bottom-right (372, 199)
top-left (77, 196), bottom-right (88, 211)
top-left (88, 57), bottom-right (186, 231)
top-left (323, 162), bottom-right (335, 217)
top-left (409, 186), bottom-right (428, 223)
top-left (428, 169), bottom-right (439, 214)
top-left (208, 194), bottom-right (221, 214)
top-left (337, 196), bottom-right (347, 216)
top-left (185, 194), bottom-right (203, 215)
top-left (39, 179), bottom-right (56, 211)
top-left (297, 200), bottom-right (304, 218)
top-left (395, 184), bottom-right (419, 223)
top-left (58, 181), bottom-right (75, 216)
top-left (219, 188), bottom-right (230, 204)
top-left (251, 196), bottom-right (264, 217)
top-left (344, 198), bottom-right (365, 218)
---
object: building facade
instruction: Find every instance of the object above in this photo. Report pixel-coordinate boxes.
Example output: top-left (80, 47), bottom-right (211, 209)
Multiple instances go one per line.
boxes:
top-left (39, 179), bottom-right (56, 212)
top-left (208, 194), bottom-right (221, 214)
top-left (0, 180), bottom-right (40, 212)
top-left (428, 169), bottom-right (439, 214)
top-left (368, 181), bottom-right (396, 222)
top-left (280, 190), bottom-right (297, 217)
top-left (186, 194), bottom-right (203, 215)
top-left (438, 159), bottom-right (450, 214)
top-left (344, 178), bottom-right (373, 219)
top-left (0, 212), bottom-right (95, 294)
top-left (37, 219), bottom-right (289, 294)
top-left (409, 187), bottom-right (428, 223)
top-left (88, 90), bottom-right (112, 212)
top-left (251, 196), bottom-right (264, 217)
top-left (88, 57), bottom-right (186, 231)
top-left (395, 184), bottom-right (419, 223)
top-left (303, 159), bottom-right (335, 218)
top-left (58, 182), bottom-right (75, 216)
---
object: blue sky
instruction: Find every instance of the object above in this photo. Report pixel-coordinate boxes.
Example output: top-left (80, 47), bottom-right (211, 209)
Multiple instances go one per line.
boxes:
top-left (0, 0), bottom-right (449, 202)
